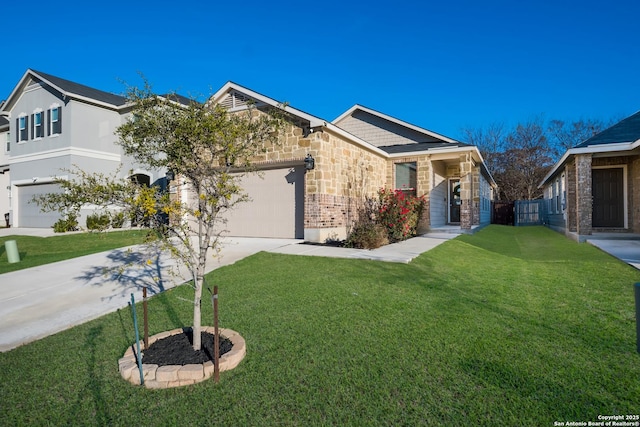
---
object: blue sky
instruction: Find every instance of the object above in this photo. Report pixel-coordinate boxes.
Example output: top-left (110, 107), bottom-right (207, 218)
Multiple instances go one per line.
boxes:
top-left (2, 0), bottom-right (638, 140)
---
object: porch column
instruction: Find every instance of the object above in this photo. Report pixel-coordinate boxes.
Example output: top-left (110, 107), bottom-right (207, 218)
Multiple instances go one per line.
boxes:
top-left (417, 156), bottom-right (431, 233)
top-left (472, 163), bottom-right (480, 226)
top-left (460, 153), bottom-right (473, 230)
top-left (575, 154), bottom-right (592, 236)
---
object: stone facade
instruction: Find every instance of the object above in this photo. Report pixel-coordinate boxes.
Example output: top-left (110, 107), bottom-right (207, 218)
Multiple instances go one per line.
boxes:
top-left (575, 154), bottom-right (593, 235)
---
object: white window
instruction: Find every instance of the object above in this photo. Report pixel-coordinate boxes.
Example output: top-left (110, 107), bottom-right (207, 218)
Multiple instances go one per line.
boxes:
top-left (34, 111), bottom-right (44, 138)
top-left (49, 106), bottom-right (62, 135)
top-left (18, 116), bottom-right (28, 141)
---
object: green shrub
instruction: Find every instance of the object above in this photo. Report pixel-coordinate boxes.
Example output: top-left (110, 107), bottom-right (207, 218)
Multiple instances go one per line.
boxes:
top-left (52, 213), bottom-right (79, 233)
top-left (110, 211), bottom-right (125, 229)
top-left (345, 221), bottom-right (388, 249)
top-left (86, 213), bottom-right (111, 231)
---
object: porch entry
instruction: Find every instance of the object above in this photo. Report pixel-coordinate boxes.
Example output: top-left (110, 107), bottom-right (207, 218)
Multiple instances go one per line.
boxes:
top-left (449, 178), bottom-right (461, 223)
top-left (592, 167), bottom-right (624, 228)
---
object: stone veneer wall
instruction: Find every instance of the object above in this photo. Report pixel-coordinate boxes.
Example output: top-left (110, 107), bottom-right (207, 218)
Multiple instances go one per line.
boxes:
top-left (575, 154), bottom-right (592, 235)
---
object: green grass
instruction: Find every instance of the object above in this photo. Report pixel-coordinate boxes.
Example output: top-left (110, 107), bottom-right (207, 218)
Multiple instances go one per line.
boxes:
top-left (0, 230), bottom-right (149, 274)
top-left (1, 225), bottom-right (639, 425)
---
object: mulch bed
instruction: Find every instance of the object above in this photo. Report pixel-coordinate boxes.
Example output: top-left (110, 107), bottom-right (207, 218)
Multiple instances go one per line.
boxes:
top-left (142, 328), bottom-right (233, 366)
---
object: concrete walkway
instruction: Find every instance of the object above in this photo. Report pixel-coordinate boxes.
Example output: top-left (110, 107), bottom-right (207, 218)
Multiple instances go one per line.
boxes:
top-left (0, 229), bottom-right (458, 352)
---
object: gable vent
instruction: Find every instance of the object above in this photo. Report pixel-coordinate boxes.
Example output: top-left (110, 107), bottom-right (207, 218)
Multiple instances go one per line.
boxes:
top-left (220, 90), bottom-right (255, 110)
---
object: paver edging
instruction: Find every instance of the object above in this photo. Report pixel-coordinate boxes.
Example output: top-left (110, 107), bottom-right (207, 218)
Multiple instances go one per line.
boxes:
top-left (118, 327), bottom-right (246, 389)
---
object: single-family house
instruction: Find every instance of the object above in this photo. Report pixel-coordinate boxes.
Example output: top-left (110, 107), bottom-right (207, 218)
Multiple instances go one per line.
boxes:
top-left (0, 69), bottom-right (168, 228)
top-left (0, 113), bottom-right (10, 225)
top-left (540, 111), bottom-right (640, 241)
top-left (1, 70), bottom-right (496, 240)
top-left (209, 83), bottom-right (496, 241)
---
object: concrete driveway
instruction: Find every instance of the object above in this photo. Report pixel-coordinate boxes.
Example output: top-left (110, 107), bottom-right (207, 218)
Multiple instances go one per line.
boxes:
top-left (0, 233), bottom-right (300, 352)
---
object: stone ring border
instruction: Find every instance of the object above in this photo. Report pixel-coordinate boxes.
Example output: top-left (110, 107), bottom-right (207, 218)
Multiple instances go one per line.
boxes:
top-left (118, 327), bottom-right (246, 389)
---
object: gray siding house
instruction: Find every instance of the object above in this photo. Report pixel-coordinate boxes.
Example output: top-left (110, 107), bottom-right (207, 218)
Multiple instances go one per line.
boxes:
top-left (0, 69), bottom-right (167, 227)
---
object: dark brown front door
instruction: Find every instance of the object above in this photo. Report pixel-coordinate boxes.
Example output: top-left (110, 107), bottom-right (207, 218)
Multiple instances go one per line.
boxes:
top-left (592, 168), bottom-right (624, 227)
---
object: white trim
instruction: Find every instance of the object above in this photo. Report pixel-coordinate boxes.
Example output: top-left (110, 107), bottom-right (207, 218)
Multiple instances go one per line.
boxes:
top-left (12, 175), bottom-right (64, 186)
top-left (448, 178), bottom-right (461, 224)
top-left (592, 164), bottom-right (628, 229)
top-left (211, 82), bottom-right (326, 128)
top-left (9, 147), bottom-right (122, 164)
top-left (540, 139), bottom-right (640, 187)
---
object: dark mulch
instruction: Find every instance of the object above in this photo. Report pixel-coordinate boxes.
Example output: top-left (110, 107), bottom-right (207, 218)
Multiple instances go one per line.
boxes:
top-left (301, 239), bottom-right (346, 247)
top-left (141, 328), bottom-right (233, 366)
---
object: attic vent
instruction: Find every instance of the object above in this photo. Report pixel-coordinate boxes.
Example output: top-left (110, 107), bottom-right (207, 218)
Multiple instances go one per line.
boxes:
top-left (220, 90), bottom-right (253, 110)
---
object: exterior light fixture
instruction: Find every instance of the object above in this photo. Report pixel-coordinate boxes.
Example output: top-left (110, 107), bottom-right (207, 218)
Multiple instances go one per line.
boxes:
top-left (166, 170), bottom-right (175, 182)
top-left (304, 154), bottom-right (315, 171)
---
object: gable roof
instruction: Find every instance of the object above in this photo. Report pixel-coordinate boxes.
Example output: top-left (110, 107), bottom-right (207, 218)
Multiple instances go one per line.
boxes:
top-left (211, 81), bottom-right (327, 128)
top-left (539, 110), bottom-right (640, 188)
top-left (575, 110), bottom-right (640, 147)
top-left (333, 104), bottom-right (459, 145)
top-left (0, 69), bottom-right (128, 114)
top-left (30, 69), bottom-right (128, 107)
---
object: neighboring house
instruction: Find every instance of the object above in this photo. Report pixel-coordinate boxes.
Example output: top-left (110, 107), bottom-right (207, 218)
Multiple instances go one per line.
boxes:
top-left (0, 70), bottom-right (496, 240)
top-left (540, 111), bottom-right (640, 241)
top-left (0, 112), bottom-right (10, 225)
top-left (0, 69), bottom-right (168, 228)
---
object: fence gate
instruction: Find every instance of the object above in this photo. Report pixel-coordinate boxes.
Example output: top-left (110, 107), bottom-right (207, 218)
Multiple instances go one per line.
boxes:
top-left (514, 200), bottom-right (546, 226)
top-left (492, 201), bottom-right (514, 225)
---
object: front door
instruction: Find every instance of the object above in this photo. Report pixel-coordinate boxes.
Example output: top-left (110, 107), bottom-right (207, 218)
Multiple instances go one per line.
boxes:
top-left (449, 179), bottom-right (461, 223)
top-left (592, 168), bottom-right (624, 228)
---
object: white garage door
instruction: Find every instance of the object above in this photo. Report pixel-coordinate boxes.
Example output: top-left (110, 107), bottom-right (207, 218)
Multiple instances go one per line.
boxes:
top-left (18, 183), bottom-right (64, 228)
top-left (225, 167), bottom-right (304, 239)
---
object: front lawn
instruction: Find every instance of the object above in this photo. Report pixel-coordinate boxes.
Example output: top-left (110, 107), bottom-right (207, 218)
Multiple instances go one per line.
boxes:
top-left (0, 230), bottom-right (148, 274)
top-left (0, 226), bottom-right (638, 425)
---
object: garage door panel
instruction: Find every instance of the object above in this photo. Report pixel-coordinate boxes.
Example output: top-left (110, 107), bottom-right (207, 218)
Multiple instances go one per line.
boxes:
top-left (224, 167), bottom-right (304, 239)
top-left (18, 184), bottom-right (64, 228)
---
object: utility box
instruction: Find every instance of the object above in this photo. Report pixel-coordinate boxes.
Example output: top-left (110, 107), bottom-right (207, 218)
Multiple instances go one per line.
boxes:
top-left (4, 240), bottom-right (20, 263)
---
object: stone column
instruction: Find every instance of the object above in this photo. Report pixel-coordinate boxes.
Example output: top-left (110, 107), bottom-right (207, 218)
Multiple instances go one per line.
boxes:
top-left (472, 164), bottom-right (480, 226)
top-left (417, 156), bottom-right (431, 233)
top-left (459, 153), bottom-right (473, 230)
top-left (575, 154), bottom-right (592, 236)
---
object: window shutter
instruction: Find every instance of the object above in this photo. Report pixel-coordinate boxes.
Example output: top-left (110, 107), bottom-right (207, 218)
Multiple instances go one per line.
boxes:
top-left (31, 114), bottom-right (34, 140)
top-left (25, 116), bottom-right (29, 141)
top-left (15, 119), bottom-right (19, 142)
top-left (47, 110), bottom-right (51, 136)
top-left (58, 107), bottom-right (62, 134)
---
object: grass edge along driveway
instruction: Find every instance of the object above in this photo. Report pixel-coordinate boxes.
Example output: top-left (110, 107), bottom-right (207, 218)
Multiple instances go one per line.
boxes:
top-left (0, 225), bottom-right (639, 426)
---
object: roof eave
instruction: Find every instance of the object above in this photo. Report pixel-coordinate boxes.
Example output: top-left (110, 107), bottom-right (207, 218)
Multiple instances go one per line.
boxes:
top-left (211, 82), bottom-right (326, 128)
top-left (539, 139), bottom-right (640, 188)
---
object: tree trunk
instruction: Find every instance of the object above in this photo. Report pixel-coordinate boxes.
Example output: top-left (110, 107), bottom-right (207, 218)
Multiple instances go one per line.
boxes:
top-left (192, 269), bottom-right (203, 351)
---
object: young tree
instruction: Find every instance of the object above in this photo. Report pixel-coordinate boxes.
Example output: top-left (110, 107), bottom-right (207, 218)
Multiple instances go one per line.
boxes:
top-left (35, 83), bottom-right (286, 350)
